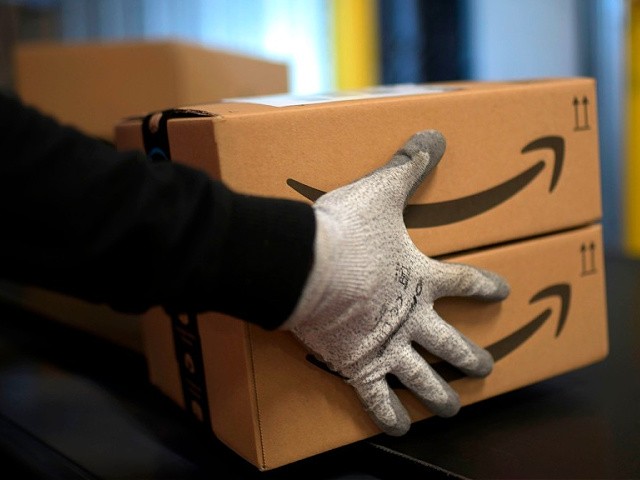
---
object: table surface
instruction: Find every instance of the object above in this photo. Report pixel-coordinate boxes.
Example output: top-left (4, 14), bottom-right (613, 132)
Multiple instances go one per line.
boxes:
top-left (0, 253), bottom-right (638, 480)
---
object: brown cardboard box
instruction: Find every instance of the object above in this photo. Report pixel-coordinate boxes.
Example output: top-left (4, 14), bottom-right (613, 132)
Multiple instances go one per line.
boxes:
top-left (13, 39), bottom-right (289, 141)
top-left (116, 78), bottom-right (601, 257)
top-left (0, 284), bottom-right (142, 353)
top-left (141, 224), bottom-right (608, 470)
top-left (5, 39), bottom-right (289, 353)
top-left (114, 78), bottom-right (607, 469)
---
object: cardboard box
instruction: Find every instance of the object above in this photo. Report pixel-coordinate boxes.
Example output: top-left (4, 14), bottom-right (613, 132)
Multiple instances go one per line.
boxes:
top-left (141, 224), bottom-right (608, 470)
top-left (113, 78), bottom-right (607, 469)
top-left (13, 39), bottom-right (289, 141)
top-left (0, 284), bottom-right (142, 353)
top-left (6, 39), bottom-right (288, 353)
top-left (116, 78), bottom-right (601, 257)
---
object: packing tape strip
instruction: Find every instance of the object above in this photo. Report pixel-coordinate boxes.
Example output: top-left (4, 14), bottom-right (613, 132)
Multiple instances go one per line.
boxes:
top-left (141, 109), bottom-right (213, 428)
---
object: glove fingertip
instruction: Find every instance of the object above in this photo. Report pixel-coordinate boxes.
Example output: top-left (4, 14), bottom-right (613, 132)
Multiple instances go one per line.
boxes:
top-left (435, 392), bottom-right (461, 418)
top-left (378, 417), bottom-right (411, 437)
top-left (471, 347), bottom-right (494, 378)
top-left (404, 129), bottom-right (446, 168)
top-left (453, 341), bottom-right (494, 378)
top-left (358, 384), bottom-right (412, 436)
top-left (374, 392), bottom-right (412, 436)
top-left (478, 269), bottom-right (511, 301)
top-left (438, 401), bottom-right (461, 418)
top-left (492, 276), bottom-right (511, 300)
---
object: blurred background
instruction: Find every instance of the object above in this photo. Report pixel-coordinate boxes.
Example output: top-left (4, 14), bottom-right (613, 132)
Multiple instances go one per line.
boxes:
top-left (0, 0), bottom-right (636, 257)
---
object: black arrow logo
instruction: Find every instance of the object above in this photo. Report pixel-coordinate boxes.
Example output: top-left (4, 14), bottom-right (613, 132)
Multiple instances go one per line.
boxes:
top-left (287, 135), bottom-right (565, 228)
top-left (305, 283), bottom-right (571, 385)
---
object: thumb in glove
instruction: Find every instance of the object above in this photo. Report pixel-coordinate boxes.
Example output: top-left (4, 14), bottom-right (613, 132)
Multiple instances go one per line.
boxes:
top-left (282, 130), bottom-right (510, 436)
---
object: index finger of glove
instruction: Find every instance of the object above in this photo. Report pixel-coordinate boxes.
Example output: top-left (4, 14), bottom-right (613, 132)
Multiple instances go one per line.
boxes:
top-left (366, 130), bottom-right (446, 208)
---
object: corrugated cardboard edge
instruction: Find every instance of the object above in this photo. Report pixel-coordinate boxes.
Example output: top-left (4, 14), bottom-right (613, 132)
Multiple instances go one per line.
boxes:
top-left (196, 314), bottom-right (263, 467)
top-left (246, 323), bottom-right (268, 469)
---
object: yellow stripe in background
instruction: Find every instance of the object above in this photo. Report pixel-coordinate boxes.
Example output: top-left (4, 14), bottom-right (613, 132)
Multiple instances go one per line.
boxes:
top-left (332, 0), bottom-right (380, 90)
top-left (625, 0), bottom-right (640, 255)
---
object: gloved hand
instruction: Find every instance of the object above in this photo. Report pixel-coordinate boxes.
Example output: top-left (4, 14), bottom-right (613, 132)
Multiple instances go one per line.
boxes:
top-left (282, 130), bottom-right (510, 436)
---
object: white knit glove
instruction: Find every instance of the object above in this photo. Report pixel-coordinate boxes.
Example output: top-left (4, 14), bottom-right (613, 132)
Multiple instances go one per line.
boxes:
top-left (283, 130), bottom-right (510, 436)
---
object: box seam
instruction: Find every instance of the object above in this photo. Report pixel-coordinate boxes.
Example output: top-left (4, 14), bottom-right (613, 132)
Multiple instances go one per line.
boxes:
top-left (246, 324), bottom-right (268, 470)
top-left (165, 77), bottom-right (595, 118)
top-left (434, 220), bottom-right (602, 261)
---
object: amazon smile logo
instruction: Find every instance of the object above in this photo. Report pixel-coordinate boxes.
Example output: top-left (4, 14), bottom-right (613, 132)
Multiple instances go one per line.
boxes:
top-left (287, 136), bottom-right (565, 228)
top-left (305, 283), bottom-right (571, 385)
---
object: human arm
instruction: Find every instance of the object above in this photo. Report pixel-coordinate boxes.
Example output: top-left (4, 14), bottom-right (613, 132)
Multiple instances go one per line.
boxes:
top-left (0, 92), bottom-right (314, 328)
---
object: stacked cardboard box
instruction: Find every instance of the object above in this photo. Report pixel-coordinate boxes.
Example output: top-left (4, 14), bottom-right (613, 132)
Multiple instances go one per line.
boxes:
top-left (115, 78), bottom-right (608, 470)
top-left (13, 39), bottom-right (289, 142)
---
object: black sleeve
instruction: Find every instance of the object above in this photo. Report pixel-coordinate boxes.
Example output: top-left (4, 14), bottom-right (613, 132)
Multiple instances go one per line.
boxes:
top-left (0, 92), bottom-right (315, 330)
